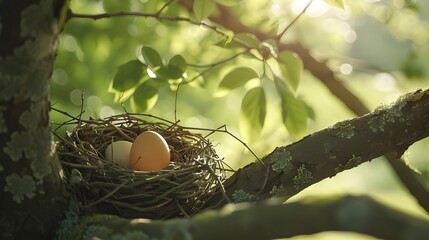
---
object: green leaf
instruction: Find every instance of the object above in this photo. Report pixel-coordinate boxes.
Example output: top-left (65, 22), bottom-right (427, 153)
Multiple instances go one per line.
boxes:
top-left (262, 61), bottom-right (275, 81)
top-left (240, 87), bottom-right (266, 141)
top-left (217, 67), bottom-right (259, 96)
top-left (215, 0), bottom-right (241, 7)
top-left (168, 55), bottom-right (187, 73)
top-left (112, 60), bottom-right (146, 91)
top-left (234, 33), bottom-right (260, 48)
top-left (220, 33), bottom-right (260, 49)
top-left (157, 65), bottom-right (183, 79)
top-left (304, 102), bottom-right (315, 120)
top-left (275, 77), bottom-right (307, 139)
top-left (324, 0), bottom-right (344, 9)
top-left (193, 0), bottom-right (215, 21)
top-left (157, 55), bottom-right (187, 79)
top-left (278, 51), bottom-right (303, 92)
top-left (102, 0), bottom-right (129, 12)
top-left (141, 45), bottom-right (163, 68)
top-left (132, 80), bottom-right (162, 112)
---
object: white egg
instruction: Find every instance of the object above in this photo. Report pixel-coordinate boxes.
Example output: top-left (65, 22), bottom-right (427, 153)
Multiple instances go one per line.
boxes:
top-left (105, 140), bottom-right (133, 168)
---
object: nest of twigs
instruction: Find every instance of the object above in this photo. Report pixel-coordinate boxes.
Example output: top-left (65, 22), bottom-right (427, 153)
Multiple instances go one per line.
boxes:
top-left (55, 113), bottom-right (228, 219)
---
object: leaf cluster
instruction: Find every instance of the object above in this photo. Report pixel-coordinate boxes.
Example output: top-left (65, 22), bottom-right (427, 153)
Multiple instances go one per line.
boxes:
top-left (111, 45), bottom-right (187, 112)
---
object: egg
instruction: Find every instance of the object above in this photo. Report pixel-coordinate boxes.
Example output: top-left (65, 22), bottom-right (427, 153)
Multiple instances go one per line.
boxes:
top-left (105, 140), bottom-right (133, 168)
top-left (129, 131), bottom-right (170, 171)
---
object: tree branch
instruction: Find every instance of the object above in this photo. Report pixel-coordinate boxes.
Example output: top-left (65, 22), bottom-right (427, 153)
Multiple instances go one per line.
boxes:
top-left (176, 1), bottom-right (429, 214)
top-left (386, 153), bottom-right (429, 212)
top-left (281, 42), bottom-right (429, 214)
top-left (69, 11), bottom-right (228, 37)
top-left (77, 195), bottom-right (429, 240)
top-left (274, 0), bottom-right (313, 42)
top-left (201, 89), bottom-right (429, 207)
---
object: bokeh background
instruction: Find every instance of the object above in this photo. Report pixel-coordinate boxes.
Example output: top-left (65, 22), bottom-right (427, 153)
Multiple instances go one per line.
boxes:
top-left (52, 0), bottom-right (429, 239)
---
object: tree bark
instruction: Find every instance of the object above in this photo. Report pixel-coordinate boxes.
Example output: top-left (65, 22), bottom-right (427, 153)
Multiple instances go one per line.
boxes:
top-left (177, 1), bottom-right (429, 213)
top-left (73, 195), bottom-right (429, 240)
top-left (0, 0), bottom-right (68, 239)
top-left (203, 89), bottom-right (429, 207)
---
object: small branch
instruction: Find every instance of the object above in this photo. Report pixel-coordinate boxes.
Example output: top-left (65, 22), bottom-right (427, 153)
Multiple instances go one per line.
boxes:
top-left (187, 49), bottom-right (250, 68)
top-left (181, 125), bottom-right (263, 164)
top-left (155, 0), bottom-right (175, 16)
top-left (77, 195), bottom-right (429, 240)
top-left (386, 153), bottom-right (429, 213)
top-left (275, 0), bottom-right (313, 42)
top-left (70, 11), bottom-right (227, 37)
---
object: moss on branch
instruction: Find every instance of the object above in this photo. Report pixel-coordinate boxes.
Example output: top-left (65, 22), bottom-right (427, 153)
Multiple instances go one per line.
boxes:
top-left (71, 195), bottom-right (429, 240)
top-left (203, 89), bottom-right (429, 207)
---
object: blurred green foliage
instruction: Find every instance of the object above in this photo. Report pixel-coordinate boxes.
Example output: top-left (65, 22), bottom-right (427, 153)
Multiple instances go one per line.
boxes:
top-left (53, 0), bottom-right (429, 167)
top-left (52, 1), bottom-right (429, 238)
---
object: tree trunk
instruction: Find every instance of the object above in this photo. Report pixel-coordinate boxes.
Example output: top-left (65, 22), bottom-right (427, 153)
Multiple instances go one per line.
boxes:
top-left (0, 0), bottom-right (67, 239)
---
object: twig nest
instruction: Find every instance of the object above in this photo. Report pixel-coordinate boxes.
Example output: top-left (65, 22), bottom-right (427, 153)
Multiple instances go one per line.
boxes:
top-left (55, 113), bottom-right (227, 219)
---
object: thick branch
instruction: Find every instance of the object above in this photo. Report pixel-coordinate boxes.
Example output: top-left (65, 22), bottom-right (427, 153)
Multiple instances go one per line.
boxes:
top-left (278, 43), bottom-right (429, 213)
top-left (176, 1), bottom-right (429, 213)
top-left (78, 195), bottom-right (429, 240)
top-left (203, 89), bottom-right (429, 207)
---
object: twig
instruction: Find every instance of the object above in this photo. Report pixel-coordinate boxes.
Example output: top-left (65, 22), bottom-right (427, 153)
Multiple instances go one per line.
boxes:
top-left (174, 82), bottom-right (182, 123)
top-left (386, 152), bottom-right (429, 213)
top-left (182, 125), bottom-right (262, 165)
top-left (195, 157), bottom-right (231, 203)
top-left (51, 107), bottom-right (85, 131)
top-left (156, 0), bottom-right (175, 16)
top-left (70, 11), bottom-right (227, 37)
top-left (174, 49), bottom-right (250, 121)
top-left (187, 49), bottom-right (250, 68)
top-left (106, 122), bottom-right (135, 142)
top-left (275, 0), bottom-right (313, 42)
top-left (78, 90), bottom-right (85, 127)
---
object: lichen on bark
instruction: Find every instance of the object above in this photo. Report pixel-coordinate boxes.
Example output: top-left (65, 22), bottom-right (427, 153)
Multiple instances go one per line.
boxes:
top-left (368, 92), bottom-right (414, 132)
top-left (293, 165), bottom-right (313, 189)
top-left (333, 121), bottom-right (355, 139)
top-left (0, 0), bottom-right (68, 238)
top-left (270, 185), bottom-right (287, 197)
top-left (4, 173), bottom-right (36, 203)
top-left (0, 105), bottom-right (6, 133)
top-left (270, 150), bottom-right (293, 173)
top-left (232, 189), bottom-right (256, 203)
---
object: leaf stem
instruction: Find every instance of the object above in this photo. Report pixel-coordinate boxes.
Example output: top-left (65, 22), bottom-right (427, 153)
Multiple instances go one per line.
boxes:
top-left (187, 49), bottom-right (249, 68)
top-left (155, 0), bottom-right (175, 16)
top-left (275, 0), bottom-right (313, 42)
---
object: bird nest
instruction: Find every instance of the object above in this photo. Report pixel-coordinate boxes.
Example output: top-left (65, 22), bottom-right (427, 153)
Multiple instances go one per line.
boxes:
top-left (54, 113), bottom-right (229, 219)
